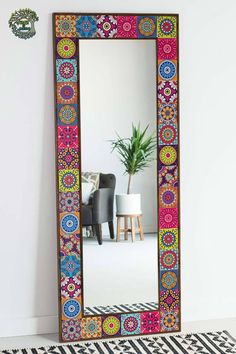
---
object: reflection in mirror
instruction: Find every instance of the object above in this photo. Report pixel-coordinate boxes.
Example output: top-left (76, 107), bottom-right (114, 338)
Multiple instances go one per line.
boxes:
top-left (80, 40), bottom-right (158, 315)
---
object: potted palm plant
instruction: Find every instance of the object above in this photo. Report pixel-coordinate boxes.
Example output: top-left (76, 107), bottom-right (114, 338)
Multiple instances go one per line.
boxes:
top-left (111, 123), bottom-right (157, 215)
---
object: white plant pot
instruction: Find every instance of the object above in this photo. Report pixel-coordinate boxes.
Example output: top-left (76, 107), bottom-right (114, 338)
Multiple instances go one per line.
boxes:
top-left (116, 194), bottom-right (142, 215)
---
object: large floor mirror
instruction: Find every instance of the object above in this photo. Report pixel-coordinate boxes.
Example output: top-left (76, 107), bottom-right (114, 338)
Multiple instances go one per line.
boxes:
top-left (54, 13), bottom-right (180, 342)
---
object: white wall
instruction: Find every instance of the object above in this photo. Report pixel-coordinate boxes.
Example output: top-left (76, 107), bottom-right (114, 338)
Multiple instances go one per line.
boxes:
top-left (80, 40), bottom-right (157, 233)
top-left (0, 0), bottom-right (236, 338)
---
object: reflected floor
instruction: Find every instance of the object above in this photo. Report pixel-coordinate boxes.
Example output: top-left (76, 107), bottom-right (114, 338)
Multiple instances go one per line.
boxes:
top-left (83, 233), bottom-right (159, 309)
top-left (84, 301), bottom-right (158, 316)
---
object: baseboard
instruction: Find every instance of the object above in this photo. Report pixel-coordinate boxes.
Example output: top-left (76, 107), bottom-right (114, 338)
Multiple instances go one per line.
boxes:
top-left (143, 226), bottom-right (157, 234)
top-left (0, 316), bottom-right (58, 338)
top-left (101, 224), bottom-right (157, 236)
top-left (182, 317), bottom-right (236, 335)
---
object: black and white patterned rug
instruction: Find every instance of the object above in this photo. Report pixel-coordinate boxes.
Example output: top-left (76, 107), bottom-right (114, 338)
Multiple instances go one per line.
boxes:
top-left (1, 331), bottom-right (236, 354)
top-left (84, 301), bottom-right (158, 315)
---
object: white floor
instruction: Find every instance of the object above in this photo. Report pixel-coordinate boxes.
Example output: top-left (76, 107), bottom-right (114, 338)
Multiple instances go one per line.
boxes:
top-left (83, 233), bottom-right (158, 308)
top-left (1, 236), bottom-right (234, 349)
top-left (0, 318), bottom-right (235, 349)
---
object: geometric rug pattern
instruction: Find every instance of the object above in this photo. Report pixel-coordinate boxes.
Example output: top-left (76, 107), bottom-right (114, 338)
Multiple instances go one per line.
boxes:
top-left (1, 331), bottom-right (236, 354)
top-left (84, 302), bottom-right (159, 316)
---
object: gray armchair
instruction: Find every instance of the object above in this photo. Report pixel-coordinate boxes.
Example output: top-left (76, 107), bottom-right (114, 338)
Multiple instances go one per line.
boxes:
top-left (82, 173), bottom-right (116, 245)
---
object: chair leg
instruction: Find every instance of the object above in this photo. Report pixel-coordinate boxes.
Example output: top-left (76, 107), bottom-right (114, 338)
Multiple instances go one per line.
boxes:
top-left (92, 225), bottom-right (96, 237)
top-left (108, 221), bottom-right (115, 239)
top-left (94, 224), bottom-right (102, 245)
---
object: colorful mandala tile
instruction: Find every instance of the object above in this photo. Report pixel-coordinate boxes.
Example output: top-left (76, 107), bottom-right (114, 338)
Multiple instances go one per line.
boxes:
top-left (159, 207), bottom-right (178, 229)
top-left (81, 317), bottom-right (102, 339)
top-left (159, 124), bottom-right (178, 146)
top-left (121, 313), bottom-right (141, 335)
top-left (158, 38), bottom-right (177, 60)
top-left (160, 250), bottom-right (178, 271)
top-left (158, 103), bottom-right (177, 125)
top-left (62, 319), bottom-right (81, 341)
top-left (158, 81), bottom-right (177, 104)
top-left (160, 270), bottom-right (178, 291)
top-left (97, 15), bottom-right (117, 38)
top-left (102, 315), bottom-right (121, 336)
top-left (159, 185), bottom-right (178, 209)
top-left (137, 16), bottom-right (157, 38)
top-left (62, 296), bottom-right (82, 321)
top-left (160, 308), bottom-right (180, 332)
top-left (158, 60), bottom-right (177, 81)
top-left (157, 16), bottom-right (177, 38)
top-left (55, 15), bottom-right (76, 38)
top-left (61, 254), bottom-right (80, 278)
top-left (60, 233), bottom-right (80, 257)
top-left (58, 126), bottom-right (79, 149)
top-left (117, 16), bottom-right (137, 38)
top-left (56, 60), bottom-right (77, 82)
top-left (141, 311), bottom-right (160, 334)
top-left (56, 38), bottom-right (77, 59)
top-left (76, 16), bottom-right (97, 38)
top-left (58, 169), bottom-right (79, 192)
top-left (61, 276), bottom-right (81, 298)
top-left (59, 192), bottom-right (80, 213)
top-left (60, 212), bottom-right (80, 235)
top-left (160, 290), bottom-right (180, 312)
top-left (159, 228), bottom-right (178, 251)
top-left (58, 148), bottom-right (79, 170)
top-left (159, 145), bottom-right (178, 166)
top-left (57, 83), bottom-right (78, 104)
top-left (159, 164), bottom-right (178, 187)
top-left (57, 104), bottom-right (78, 126)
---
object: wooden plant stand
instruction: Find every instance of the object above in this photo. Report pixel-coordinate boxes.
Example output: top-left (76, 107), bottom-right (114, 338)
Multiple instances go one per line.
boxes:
top-left (116, 214), bottom-right (144, 242)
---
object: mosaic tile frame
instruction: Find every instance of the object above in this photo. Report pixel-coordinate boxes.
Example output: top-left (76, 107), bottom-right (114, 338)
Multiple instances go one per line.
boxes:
top-left (53, 13), bottom-right (180, 343)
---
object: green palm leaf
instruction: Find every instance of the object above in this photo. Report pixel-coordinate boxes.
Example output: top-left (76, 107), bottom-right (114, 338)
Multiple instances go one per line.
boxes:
top-left (110, 123), bottom-right (157, 193)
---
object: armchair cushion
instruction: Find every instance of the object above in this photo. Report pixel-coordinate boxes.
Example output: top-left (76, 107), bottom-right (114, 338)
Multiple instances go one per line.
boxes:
top-left (81, 172), bottom-right (100, 193)
top-left (82, 182), bottom-right (93, 205)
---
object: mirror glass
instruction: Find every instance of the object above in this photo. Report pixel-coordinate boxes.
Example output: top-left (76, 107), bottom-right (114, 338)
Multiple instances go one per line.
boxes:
top-left (80, 40), bottom-right (158, 315)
